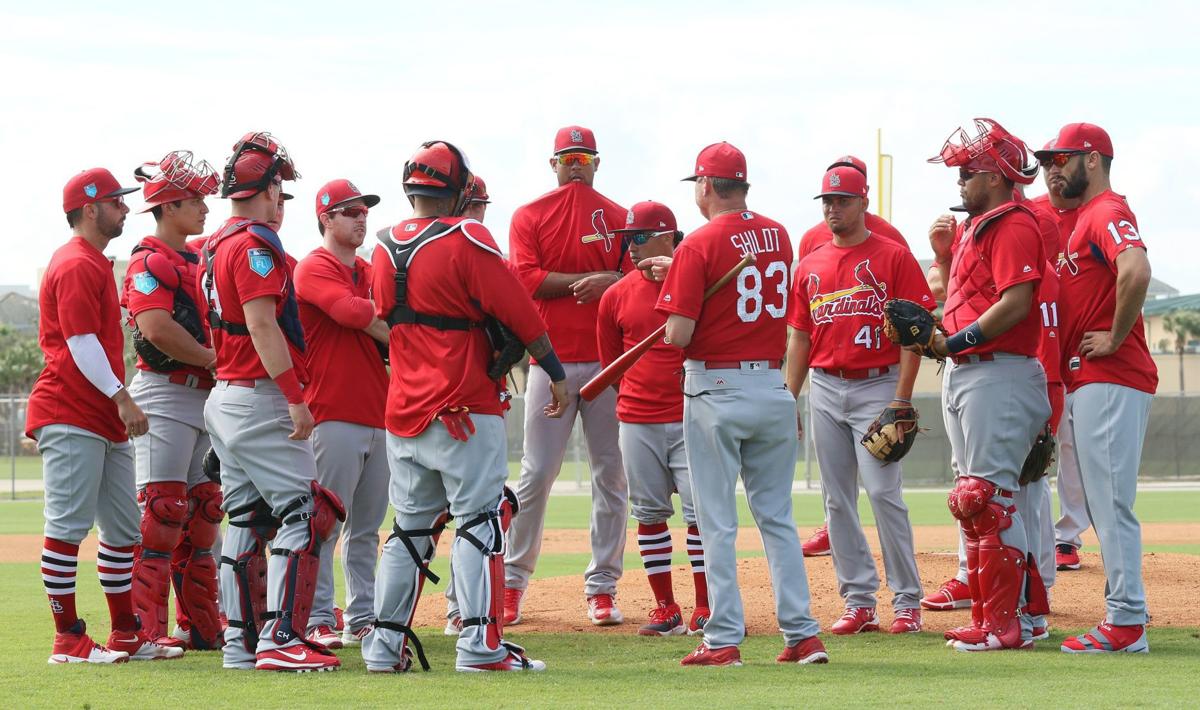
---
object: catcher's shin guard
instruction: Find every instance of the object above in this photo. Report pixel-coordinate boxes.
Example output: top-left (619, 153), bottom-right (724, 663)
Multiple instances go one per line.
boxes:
top-left (173, 482), bottom-right (224, 649)
top-left (220, 498), bottom-right (279, 653)
top-left (455, 487), bottom-right (518, 652)
top-left (375, 509), bottom-right (452, 671)
top-left (264, 483), bottom-right (346, 647)
top-left (132, 482), bottom-right (189, 639)
top-left (1022, 552), bottom-right (1050, 617)
top-left (949, 477), bottom-right (1024, 649)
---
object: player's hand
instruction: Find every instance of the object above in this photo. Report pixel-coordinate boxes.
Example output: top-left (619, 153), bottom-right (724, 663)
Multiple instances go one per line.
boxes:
top-left (796, 409), bottom-right (804, 441)
top-left (637, 255), bottom-right (674, 282)
top-left (904, 332), bottom-right (949, 358)
top-left (544, 379), bottom-right (569, 418)
top-left (929, 214), bottom-right (957, 261)
top-left (287, 402), bottom-right (315, 440)
top-left (1079, 330), bottom-right (1120, 360)
top-left (570, 272), bottom-right (620, 304)
top-left (202, 348), bottom-right (217, 370)
top-left (115, 390), bottom-right (149, 438)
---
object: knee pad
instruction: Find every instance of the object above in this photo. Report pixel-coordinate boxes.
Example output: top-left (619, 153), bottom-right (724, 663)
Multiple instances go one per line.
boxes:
top-left (220, 498), bottom-right (277, 653)
top-left (186, 482), bottom-right (224, 550)
top-left (373, 510), bottom-right (451, 672)
top-left (139, 482), bottom-right (189, 553)
top-left (948, 476), bottom-right (997, 522)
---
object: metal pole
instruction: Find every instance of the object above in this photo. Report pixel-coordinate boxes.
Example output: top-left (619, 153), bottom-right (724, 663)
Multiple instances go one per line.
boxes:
top-left (804, 393), bottom-right (813, 489)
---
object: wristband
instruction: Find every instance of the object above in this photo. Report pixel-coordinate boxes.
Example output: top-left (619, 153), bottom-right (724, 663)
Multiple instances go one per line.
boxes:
top-left (537, 350), bottom-right (567, 383)
top-left (946, 321), bottom-right (986, 355)
top-left (273, 367), bottom-right (305, 404)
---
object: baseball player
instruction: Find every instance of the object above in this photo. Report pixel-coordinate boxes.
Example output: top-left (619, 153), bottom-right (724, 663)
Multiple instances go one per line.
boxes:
top-left (1031, 147), bottom-right (1090, 573)
top-left (365, 140), bottom-right (564, 673)
top-left (122, 152), bottom-right (224, 651)
top-left (1038, 123), bottom-right (1157, 654)
top-left (504, 125), bottom-right (630, 626)
top-left (796, 155), bottom-right (910, 558)
top-left (597, 201), bottom-right (709, 637)
top-left (923, 118), bottom-right (1050, 652)
top-left (200, 132), bottom-right (345, 672)
top-left (294, 179), bottom-right (391, 650)
top-left (786, 166), bottom-right (931, 635)
top-left (659, 142), bottom-right (827, 666)
top-left (31, 168), bottom-right (182, 663)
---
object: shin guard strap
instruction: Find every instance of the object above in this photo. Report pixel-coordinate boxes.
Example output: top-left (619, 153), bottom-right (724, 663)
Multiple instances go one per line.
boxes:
top-left (374, 620), bottom-right (430, 671)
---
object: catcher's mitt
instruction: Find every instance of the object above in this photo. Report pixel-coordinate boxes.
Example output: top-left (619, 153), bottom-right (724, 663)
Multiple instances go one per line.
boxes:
top-left (861, 403), bottom-right (920, 462)
top-left (882, 298), bottom-right (943, 360)
top-left (484, 317), bottom-right (526, 382)
top-left (201, 447), bottom-right (221, 484)
top-left (1019, 424), bottom-right (1056, 485)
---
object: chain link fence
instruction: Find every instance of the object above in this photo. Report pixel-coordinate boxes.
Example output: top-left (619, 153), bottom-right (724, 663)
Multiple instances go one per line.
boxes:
top-left (4, 391), bottom-right (1199, 498)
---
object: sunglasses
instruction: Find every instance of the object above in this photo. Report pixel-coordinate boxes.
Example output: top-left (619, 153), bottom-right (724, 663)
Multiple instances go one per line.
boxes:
top-left (557, 152), bottom-right (596, 166)
top-left (330, 206), bottom-right (369, 219)
top-left (624, 230), bottom-right (673, 245)
top-left (958, 168), bottom-right (987, 182)
top-left (1039, 151), bottom-right (1085, 169)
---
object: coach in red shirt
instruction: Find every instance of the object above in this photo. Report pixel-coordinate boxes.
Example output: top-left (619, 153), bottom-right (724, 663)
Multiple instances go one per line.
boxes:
top-left (504, 125), bottom-right (630, 626)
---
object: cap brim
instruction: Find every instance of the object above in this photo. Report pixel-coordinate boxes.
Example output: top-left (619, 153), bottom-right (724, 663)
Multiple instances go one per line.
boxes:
top-left (1032, 148), bottom-right (1072, 160)
top-left (281, 193), bottom-right (295, 200)
top-left (681, 175), bottom-right (700, 182)
top-left (104, 186), bottom-right (140, 198)
top-left (554, 148), bottom-right (598, 156)
top-left (949, 204), bottom-right (968, 213)
top-left (813, 191), bottom-right (864, 199)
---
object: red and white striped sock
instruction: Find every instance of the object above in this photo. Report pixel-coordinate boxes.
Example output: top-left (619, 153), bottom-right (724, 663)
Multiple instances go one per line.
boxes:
top-left (637, 522), bottom-right (674, 606)
top-left (42, 537), bottom-right (79, 632)
top-left (97, 542), bottom-right (138, 632)
top-left (687, 525), bottom-right (708, 609)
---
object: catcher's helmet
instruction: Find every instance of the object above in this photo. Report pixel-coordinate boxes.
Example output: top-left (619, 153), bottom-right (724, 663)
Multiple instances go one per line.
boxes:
top-left (134, 151), bottom-right (219, 213)
top-left (403, 141), bottom-right (475, 212)
top-left (222, 131), bottom-right (299, 199)
top-left (929, 118), bottom-right (1038, 185)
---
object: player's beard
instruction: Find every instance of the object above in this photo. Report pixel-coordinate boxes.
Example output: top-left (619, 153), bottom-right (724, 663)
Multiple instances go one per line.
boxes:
top-left (97, 208), bottom-right (125, 239)
top-left (1059, 161), bottom-right (1089, 200)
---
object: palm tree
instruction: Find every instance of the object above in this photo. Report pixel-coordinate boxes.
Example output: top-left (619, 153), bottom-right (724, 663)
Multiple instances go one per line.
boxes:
top-left (1162, 309), bottom-right (1200, 393)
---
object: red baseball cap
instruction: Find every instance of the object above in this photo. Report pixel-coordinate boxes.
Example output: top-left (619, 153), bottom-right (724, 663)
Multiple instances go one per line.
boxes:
top-left (465, 175), bottom-right (490, 204)
top-left (683, 142), bottom-right (747, 182)
top-left (828, 154), bottom-right (868, 176)
top-left (63, 168), bottom-right (138, 213)
top-left (1034, 123), bottom-right (1114, 159)
top-left (814, 166), bottom-right (868, 199)
top-left (554, 125), bottom-right (597, 155)
top-left (315, 179), bottom-right (380, 216)
top-left (613, 200), bottom-right (678, 233)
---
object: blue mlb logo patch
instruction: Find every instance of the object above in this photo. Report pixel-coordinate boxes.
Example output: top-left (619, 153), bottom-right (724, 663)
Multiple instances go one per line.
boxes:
top-left (247, 248), bottom-right (274, 277)
top-left (132, 271), bottom-right (158, 295)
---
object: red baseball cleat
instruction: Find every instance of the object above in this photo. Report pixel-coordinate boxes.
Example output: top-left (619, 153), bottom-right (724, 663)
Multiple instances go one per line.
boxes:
top-left (1061, 623), bottom-right (1148, 654)
top-left (639, 602), bottom-right (685, 637)
top-left (49, 620), bottom-right (129, 665)
top-left (681, 643), bottom-right (742, 667)
top-left (921, 578), bottom-right (972, 610)
top-left (802, 525), bottom-right (831, 557)
top-left (777, 636), bottom-right (829, 664)
top-left (889, 608), bottom-right (922, 634)
top-left (831, 607), bottom-right (879, 635)
top-left (306, 624), bottom-right (343, 650)
top-left (1055, 544), bottom-right (1081, 571)
top-left (587, 593), bottom-right (624, 626)
top-left (503, 587), bottom-right (524, 626)
top-left (456, 646), bottom-right (546, 672)
top-left (107, 625), bottom-right (185, 660)
top-left (688, 607), bottom-right (710, 636)
top-left (332, 606), bottom-right (345, 632)
top-left (255, 643), bottom-right (340, 672)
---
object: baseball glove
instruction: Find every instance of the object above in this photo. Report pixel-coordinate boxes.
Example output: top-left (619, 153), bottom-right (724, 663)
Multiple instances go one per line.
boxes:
top-left (484, 317), bottom-right (526, 382)
top-left (861, 403), bottom-right (920, 462)
top-left (1019, 424), bottom-right (1056, 485)
top-left (201, 447), bottom-right (221, 484)
top-left (882, 299), bottom-right (943, 360)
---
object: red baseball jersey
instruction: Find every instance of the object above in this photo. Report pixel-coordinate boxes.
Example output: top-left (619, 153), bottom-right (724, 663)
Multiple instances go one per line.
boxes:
top-left (121, 236), bottom-right (211, 382)
top-left (788, 235), bottom-right (934, 369)
top-left (294, 247), bottom-right (387, 428)
top-left (1057, 190), bottom-right (1157, 394)
top-left (1035, 267), bottom-right (1063, 385)
top-left (943, 203), bottom-right (1044, 357)
top-left (200, 217), bottom-right (309, 383)
top-left (597, 272), bottom-right (684, 423)
top-left (372, 217), bottom-right (548, 437)
top-left (1029, 193), bottom-right (1078, 260)
top-left (26, 237), bottom-right (126, 441)
top-left (797, 212), bottom-right (909, 260)
top-left (508, 182), bottom-right (627, 362)
top-left (656, 210), bottom-right (793, 361)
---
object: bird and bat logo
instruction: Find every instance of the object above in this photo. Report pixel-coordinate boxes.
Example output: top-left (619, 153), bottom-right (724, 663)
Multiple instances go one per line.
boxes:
top-left (580, 208), bottom-right (616, 252)
top-left (807, 259), bottom-right (888, 324)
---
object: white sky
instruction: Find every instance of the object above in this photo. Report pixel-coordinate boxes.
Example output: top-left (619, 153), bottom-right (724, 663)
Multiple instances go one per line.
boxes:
top-left (3, 0), bottom-right (1198, 293)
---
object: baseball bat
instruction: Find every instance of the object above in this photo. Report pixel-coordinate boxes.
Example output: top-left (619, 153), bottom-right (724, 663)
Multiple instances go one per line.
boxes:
top-left (580, 252), bottom-right (757, 401)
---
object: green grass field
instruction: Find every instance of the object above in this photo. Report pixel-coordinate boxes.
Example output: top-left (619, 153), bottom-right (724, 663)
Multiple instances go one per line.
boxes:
top-left (2, 493), bottom-right (1196, 708)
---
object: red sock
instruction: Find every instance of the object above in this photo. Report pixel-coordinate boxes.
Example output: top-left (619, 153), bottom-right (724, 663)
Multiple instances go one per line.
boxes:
top-left (97, 541), bottom-right (138, 631)
top-left (637, 522), bottom-right (674, 606)
top-left (42, 537), bottom-right (79, 632)
top-left (687, 525), bottom-right (708, 609)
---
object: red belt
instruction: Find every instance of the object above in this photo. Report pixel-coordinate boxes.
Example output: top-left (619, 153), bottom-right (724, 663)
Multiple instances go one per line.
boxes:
top-left (224, 379), bottom-right (258, 388)
top-left (703, 359), bottom-right (783, 370)
top-left (815, 366), bottom-right (891, 380)
top-left (950, 353), bottom-right (995, 365)
top-left (167, 372), bottom-right (215, 390)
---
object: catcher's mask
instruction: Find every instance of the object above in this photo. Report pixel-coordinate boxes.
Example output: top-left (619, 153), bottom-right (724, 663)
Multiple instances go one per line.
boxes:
top-left (134, 151), bottom-right (219, 214)
top-left (222, 131), bottom-right (299, 199)
top-left (403, 140), bottom-right (475, 216)
top-left (929, 118), bottom-right (1038, 185)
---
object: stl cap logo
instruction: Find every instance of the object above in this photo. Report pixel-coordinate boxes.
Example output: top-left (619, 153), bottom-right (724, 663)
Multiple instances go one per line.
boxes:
top-left (829, 173), bottom-right (842, 188)
top-left (1083, 140), bottom-right (1092, 148)
top-left (320, 193), bottom-right (331, 206)
top-left (84, 183), bottom-right (98, 198)
top-left (658, 221), bottom-right (667, 227)
top-left (626, 210), bottom-right (635, 225)
top-left (570, 129), bottom-right (583, 143)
